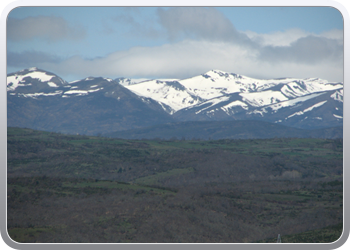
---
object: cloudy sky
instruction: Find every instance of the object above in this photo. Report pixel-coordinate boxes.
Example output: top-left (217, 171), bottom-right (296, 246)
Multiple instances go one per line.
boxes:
top-left (7, 6), bottom-right (344, 82)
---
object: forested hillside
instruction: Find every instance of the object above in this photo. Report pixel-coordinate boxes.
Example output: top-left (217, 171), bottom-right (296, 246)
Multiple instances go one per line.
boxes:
top-left (7, 127), bottom-right (343, 243)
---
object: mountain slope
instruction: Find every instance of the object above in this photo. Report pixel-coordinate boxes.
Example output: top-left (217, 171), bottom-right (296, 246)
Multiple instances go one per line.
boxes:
top-left (7, 68), bottom-right (174, 135)
top-left (174, 89), bottom-right (343, 129)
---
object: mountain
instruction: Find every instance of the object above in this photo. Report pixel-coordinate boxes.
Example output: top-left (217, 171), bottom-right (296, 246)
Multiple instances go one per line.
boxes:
top-left (123, 69), bottom-right (343, 129)
top-left (7, 68), bottom-right (174, 135)
top-left (7, 67), bottom-right (68, 93)
top-left (7, 67), bottom-right (343, 137)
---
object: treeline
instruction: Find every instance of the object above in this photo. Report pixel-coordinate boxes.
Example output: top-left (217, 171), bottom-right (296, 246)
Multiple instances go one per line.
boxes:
top-left (103, 120), bottom-right (343, 140)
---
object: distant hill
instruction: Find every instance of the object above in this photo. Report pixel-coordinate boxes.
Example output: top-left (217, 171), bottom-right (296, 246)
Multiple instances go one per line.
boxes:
top-left (104, 120), bottom-right (343, 140)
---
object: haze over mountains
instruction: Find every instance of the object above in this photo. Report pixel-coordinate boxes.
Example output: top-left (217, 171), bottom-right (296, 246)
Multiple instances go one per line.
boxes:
top-left (7, 67), bottom-right (343, 139)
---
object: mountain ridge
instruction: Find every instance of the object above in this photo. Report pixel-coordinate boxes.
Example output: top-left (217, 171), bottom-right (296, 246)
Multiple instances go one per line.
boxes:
top-left (7, 67), bottom-right (343, 136)
top-left (121, 69), bottom-right (343, 129)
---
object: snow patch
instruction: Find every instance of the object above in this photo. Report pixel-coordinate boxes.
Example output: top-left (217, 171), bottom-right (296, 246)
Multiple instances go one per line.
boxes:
top-left (69, 80), bottom-right (80, 84)
top-left (47, 82), bottom-right (58, 87)
top-left (286, 101), bottom-right (327, 119)
top-left (240, 90), bottom-right (288, 107)
top-left (64, 87), bottom-right (104, 96)
top-left (330, 90), bottom-right (343, 102)
top-left (267, 93), bottom-right (325, 112)
top-left (303, 100), bottom-right (327, 112)
top-left (220, 100), bottom-right (249, 114)
top-left (88, 87), bottom-right (104, 93)
top-left (18, 91), bottom-right (63, 98)
top-left (333, 114), bottom-right (343, 119)
top-left (195, 96), bottom-right (230, 114)
top-left (84, 77), bottom-right (95, 81)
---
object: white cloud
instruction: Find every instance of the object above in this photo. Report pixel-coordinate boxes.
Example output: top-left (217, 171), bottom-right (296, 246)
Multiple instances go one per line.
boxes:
top-left (37, 39), bottom-right (342, 82)
top-left (319, 29), bottom-right (344, 44)
top-left (244, 29), bottom-right (311, 47)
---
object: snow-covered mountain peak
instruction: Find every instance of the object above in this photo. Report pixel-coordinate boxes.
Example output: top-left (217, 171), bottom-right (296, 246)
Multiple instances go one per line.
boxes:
top-left (84, 77), bottom-right (95, 81)
top-left (125, 78), bottom-right (202, 112)
top-left (202, 69), bottom-right (244, 81)
top-left (204, 69), bottom-right (229, 76)
top-left (123, 69), bottom-right (343, 119)
top-left (116, 77), bottom-right (151, 86)
top-left (6, 68), bottom-right (116, 98)
top-left (27, 67), bottom-right (39, 72)
top-left (7, 67), bottom-right (67, 91)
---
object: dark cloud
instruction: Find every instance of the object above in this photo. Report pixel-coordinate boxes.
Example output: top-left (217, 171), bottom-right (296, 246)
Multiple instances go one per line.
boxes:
top-left (7, 16), bottom-right (86, 42)
top-left (7, 50), bottom-right (62, 67)
top-left (111, 12), bottom-right (163, 39)
top-left (259, 35), bottom-right (343, 64)
top-left (157, 7), bottom-right (253, 45)
top-left (155, 7), bottom-right (343, 66)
